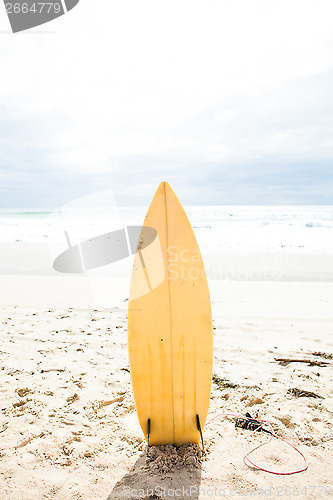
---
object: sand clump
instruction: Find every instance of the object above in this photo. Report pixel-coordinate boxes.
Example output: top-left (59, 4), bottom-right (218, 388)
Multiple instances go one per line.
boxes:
top-left (108, 444), bottom-right (203, 499)
top-left (146, 444), bottom-right (202, 474)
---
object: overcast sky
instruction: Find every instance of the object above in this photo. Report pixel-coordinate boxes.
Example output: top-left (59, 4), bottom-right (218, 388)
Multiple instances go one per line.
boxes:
top-left (1, 0), bottom-right (333, 207)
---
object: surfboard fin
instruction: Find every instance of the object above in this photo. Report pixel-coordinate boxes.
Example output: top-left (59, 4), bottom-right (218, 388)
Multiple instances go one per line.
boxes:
top-left (196, 414), bottom-right (205, 452)
top-left (147, 418), bottom-right (151, 446)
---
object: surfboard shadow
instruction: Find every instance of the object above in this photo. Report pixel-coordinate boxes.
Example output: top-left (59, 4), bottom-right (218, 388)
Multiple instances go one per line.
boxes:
top-left (108, 445), bottom-right (202, 500)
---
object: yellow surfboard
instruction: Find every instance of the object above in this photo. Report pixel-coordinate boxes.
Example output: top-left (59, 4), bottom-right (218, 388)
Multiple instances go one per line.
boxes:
top-left (128, 182), bottom-right (213, 446)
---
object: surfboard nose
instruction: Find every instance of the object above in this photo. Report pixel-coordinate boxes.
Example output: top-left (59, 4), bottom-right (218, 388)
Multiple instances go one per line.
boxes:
top-left (158, 181), bottom-right (178, 199)
top-left (157, 181), bottom-right (170, 191)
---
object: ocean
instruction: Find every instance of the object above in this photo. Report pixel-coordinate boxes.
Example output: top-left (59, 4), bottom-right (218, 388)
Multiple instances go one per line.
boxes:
top-left (0, 205), bottom-right (333, 281)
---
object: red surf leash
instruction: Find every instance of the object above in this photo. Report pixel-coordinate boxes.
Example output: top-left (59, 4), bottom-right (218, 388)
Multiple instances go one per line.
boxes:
top-left (206, 412), bottom-right (308, 475)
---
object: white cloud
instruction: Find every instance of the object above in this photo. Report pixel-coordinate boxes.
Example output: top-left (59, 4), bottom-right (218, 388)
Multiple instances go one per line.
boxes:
top-left (0, 0), bottom-right (333, 204)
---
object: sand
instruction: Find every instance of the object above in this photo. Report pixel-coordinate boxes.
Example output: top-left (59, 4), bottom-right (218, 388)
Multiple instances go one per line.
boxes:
top-left (0, 275), bottom-right (333, 499)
